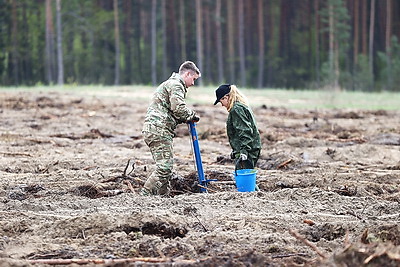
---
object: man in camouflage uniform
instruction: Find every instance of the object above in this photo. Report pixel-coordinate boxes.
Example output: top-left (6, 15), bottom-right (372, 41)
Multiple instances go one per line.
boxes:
top-left (141, 61), bottom-right (201, 196)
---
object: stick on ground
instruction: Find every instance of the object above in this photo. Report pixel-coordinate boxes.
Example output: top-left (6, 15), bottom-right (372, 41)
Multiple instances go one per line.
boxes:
top-left (289, 229), bottom-right (327, 259)
top-left (27, 257), bottom-right (197, 265)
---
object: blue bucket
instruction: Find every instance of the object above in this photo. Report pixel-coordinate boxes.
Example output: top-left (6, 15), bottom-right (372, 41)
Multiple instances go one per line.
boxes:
top-left (233, 169), bottom-right (257, 192)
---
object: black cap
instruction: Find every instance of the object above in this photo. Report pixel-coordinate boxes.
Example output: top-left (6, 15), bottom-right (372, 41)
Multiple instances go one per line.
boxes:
top-left (214, 84), bottom-right (231, 105)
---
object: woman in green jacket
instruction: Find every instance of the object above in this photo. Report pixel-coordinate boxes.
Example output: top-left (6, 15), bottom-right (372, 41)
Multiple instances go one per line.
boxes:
top-left (214, 84), bottom-right (261, 170)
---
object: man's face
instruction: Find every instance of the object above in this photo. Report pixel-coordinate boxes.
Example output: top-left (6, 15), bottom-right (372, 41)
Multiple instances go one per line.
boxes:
top-left (183, 71), bottom-right (199, 88)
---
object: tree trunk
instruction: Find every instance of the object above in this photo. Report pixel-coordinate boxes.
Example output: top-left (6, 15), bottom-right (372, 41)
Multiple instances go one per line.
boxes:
top-left (353, 0), bottom-right (359, 65)
top-left (179, 0), bottom-right (186, 61)
top-left (195, 0), bottom-right (203, 85)
top-left (314, 0), bottom-right (320, 88)
top-left (244, 1), bottom-right (255, 65)
top-left (20, 1), bottom-right (28, 83)
top-left (369, 0), bottom-right (375, 90)
top-left (227, 0), bottom-right (235, 82)
top-left (267, 1), bottom-right (276, 86)
top-left (279, 0), bottom-right (288, 59)
top-left (334, 35), bottom-right (340, 90)
top-left (123, 0), bottom-right (133, 84)
top-left (167, 1), bottom-right (178, 73)
top-left (361, 0), bottom-right (367, 55)
top-left (238, 0), bottom-right (246, 87)
top-left (204, 4), bottom-right (211, 82)
top-left (386, 0), bottom-right (392, 89)
top-left (113, 0), bottom-right (120, 85)
top-left (45, 0), bottom-right (55, 84)
top-left (328, 2), bottom-right (335, 87)
top-left (56, 0), bottom-right (63, 85)
top-left (134, 0), bottom-right (143, 83)
top-left (257, 0), bottom-right (264, 88)
top-left (215, 0), bottom-right (224, 83)
top-left (161, 0), bottom-right (167, 79)
top-left (151, 0), bottom-right (157, 85)
top-left (328, 0), bottom-right (340, 90)
top-left (11, 0), bottom-right (19, 85)
top-left (307, 0), bottom-right (313, 83)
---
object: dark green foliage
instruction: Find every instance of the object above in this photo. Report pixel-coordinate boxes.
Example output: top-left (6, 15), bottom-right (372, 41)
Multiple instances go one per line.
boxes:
top-left (377, 37), bottom-right (400, 91)
top-left (0, 0), bottom-right (398, 91)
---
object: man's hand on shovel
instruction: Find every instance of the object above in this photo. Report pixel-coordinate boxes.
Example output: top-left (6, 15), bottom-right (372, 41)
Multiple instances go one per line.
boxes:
top-left (187, 114), bottom-right (200, 123)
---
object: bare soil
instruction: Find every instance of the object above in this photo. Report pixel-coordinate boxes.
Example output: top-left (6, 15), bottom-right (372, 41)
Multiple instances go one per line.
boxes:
top-left (0, 89), bottom-right (399, 266)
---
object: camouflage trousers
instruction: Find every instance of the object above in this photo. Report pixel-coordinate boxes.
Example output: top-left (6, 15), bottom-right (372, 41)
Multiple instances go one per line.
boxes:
top-left (141, 131), bottom-right (173, 196)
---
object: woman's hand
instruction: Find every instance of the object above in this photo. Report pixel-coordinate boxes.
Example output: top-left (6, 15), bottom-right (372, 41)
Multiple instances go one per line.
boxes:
top-left (239, 153), bottom-right (248, 161)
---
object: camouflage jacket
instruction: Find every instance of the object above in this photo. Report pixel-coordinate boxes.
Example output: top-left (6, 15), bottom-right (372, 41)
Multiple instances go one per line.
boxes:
top-left (143, 73), bottom-right (196, 136)
top-left (227, 102), bottom-right (261, 159)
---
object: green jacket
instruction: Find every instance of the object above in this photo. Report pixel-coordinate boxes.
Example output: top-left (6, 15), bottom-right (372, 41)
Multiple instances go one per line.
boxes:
top-left (143, 73), bottom-right (196, 136)
top-left (227, 102), bottom-right (261, 162)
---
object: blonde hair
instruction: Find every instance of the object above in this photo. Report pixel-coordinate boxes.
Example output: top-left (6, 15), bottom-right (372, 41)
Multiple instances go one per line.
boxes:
top-left (227, 85), bottom-right (249, 111)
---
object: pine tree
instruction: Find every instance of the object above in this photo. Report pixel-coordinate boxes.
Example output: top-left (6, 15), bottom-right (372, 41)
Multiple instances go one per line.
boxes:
top-left (319, 0), bottom-right (350, 90)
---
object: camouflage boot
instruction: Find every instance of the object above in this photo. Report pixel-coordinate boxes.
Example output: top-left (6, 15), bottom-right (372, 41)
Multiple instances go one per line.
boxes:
top-left (141, 173), bottom-right (160, 195)
top-left (157, 179), bottom-right (171, 196)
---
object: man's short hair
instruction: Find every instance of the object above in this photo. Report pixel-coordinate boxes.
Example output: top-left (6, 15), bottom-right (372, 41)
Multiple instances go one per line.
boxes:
top-left (179, 61), bottom-right (201, 77)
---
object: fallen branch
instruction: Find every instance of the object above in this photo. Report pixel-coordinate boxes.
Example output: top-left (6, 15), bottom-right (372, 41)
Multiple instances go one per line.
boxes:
top-left (82, 165), bottom-right (96, 171)
top-left (197, 184), bottom-right (217, 193)
top-left (50, 133), bottom-right (79, 140)
top-left (363, 244), bottom-right (396, 264)
top-left (327, 137), bottom-right (366, 144)
top-left (101, 176), bottom-right (123, 183)
top-left (277, 159), bottom-right (292, 169)
top-left (343, 230), bottom-right (350, 247)
top-left (1, 151), bottom-right (32, 157)
top-left (376, 213), bottom-right (400, 219)
top-left (209, 181), bottom-right (236, 184)
top-left (346, 210), bottom-right (362, 220)
top-left (271, 253), bottom-right (308, 259)
top-left (27, 257), bottom-right (196, 265)
top-left (170, 189), bottom-right (190, 195)
top-left (124, 180), bottom-right (136, 193)
top-left (190, 212), bottom-right (208, 232)
top-left (289, 229), bottom-right (327, 259)
top-left (360, 228), bottom-right (369, 244)
top-left (303, 219), bottom-right (315, 226)
top-left (132, 176), bottom-right (145, 183)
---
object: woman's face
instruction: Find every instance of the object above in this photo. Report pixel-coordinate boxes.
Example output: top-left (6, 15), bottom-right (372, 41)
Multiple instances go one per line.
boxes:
top-left (220, 94), bottom-right (230, 109)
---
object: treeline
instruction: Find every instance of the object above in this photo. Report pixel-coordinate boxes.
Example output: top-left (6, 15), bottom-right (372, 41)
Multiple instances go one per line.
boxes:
top-left (1, 0), bottom-right (399, 91)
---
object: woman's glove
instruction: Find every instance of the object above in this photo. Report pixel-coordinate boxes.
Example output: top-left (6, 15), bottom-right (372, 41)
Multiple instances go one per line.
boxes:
top-left (239, 153), bottom-right (248, 161)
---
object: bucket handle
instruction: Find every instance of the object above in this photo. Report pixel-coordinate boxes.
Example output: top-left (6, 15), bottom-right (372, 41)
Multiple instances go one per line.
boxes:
top-left (235, 159), bottom-right (253, 175)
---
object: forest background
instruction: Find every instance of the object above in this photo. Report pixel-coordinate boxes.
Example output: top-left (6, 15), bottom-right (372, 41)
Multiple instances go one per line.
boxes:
top-left (1, 0), bottom-right (400, 91)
